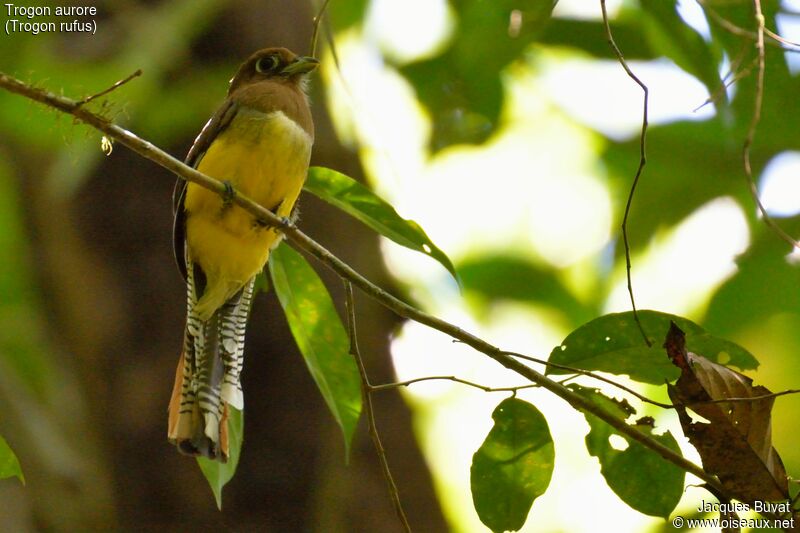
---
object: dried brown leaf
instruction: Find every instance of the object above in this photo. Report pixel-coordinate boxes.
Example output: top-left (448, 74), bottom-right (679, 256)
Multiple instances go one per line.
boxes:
top-left (665, 322), bottom-right (789, 504)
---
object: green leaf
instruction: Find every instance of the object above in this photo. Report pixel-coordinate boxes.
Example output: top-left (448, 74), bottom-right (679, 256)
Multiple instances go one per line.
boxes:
top-left (0, 435), bottom-right (24, 484)
top-left (305, 167), bottom-right (459, 284)
top-left (471, 398), bottom-right (554, 533)
top-left (547, 310), bottom-right (758, 384)
top-left (197, 407), bottom-right (243, 509)
top-left (269, 244), bottom-right (362, 457)
top-left (570, 385), bottom-right (684, 518)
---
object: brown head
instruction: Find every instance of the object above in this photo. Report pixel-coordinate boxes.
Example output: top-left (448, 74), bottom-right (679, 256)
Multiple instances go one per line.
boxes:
top-left (228, 47), bottom-right (319, 94)
top-left (226, 47), bottom-right (318, 137)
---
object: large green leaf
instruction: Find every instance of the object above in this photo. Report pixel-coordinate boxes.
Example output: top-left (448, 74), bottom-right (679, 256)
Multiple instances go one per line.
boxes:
top-left (547, 310), bottom-right (758, 384)
top-left (471, 398), bottom-right (554, 533)
top-left (570, 385), bottom-right (684, 518)
top-left (305, 166), bottom-right (459, 283)
top-left (0, 435), bottom-right (24, 484)
top-left (197, 407), bottom-right (243, 510)
top-left (269, 244), bottom-right (362, 457)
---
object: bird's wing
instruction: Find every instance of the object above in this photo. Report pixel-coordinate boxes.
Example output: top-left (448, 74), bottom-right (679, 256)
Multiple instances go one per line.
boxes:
top-left (173, 100), bottom-right (240, 281)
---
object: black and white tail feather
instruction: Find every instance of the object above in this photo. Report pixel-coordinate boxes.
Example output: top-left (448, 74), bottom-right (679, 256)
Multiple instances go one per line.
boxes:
top-left (168, 255), bottom-right (254, 462)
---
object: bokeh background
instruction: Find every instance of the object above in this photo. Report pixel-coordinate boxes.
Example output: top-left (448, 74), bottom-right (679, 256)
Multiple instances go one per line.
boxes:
top-left (1, 0), bottom-right (800, 531)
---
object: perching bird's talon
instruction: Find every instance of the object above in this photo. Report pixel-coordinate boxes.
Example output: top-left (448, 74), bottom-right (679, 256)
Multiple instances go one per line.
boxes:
top-left (221, 180), bottom-right (235, 208)
top-left (253, 216), bottom-right (289, 230)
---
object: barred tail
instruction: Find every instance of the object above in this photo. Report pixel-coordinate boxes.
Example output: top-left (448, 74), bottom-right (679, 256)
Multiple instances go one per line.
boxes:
top-left (168, 261), bottom-right (255, 462)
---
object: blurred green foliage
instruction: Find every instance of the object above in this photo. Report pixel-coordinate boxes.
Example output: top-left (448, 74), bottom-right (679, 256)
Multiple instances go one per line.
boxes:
top-left (2, 0), bottom-right (800, 530)
top-left (400, 0), bottom-right (556, 151)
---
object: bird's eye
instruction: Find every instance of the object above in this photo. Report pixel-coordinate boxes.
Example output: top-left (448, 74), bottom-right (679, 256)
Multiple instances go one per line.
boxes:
top-left (255, 55), bottom-right (280, 73)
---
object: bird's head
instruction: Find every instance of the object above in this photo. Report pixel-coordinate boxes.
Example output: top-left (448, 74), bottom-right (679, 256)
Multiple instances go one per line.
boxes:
top-left (228, 47), bottom-right (319, 95)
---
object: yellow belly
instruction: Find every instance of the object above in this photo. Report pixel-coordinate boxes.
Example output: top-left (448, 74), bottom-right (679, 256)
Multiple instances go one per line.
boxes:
top-left (184, 108), bottom-right (312, 318)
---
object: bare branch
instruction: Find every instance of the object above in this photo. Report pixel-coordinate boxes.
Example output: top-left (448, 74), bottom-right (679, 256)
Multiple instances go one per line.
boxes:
top-left (693, 45), bottom-right (756, 113)
top-left (371, 375), bottom-right (539, 394)
top-left (76, 69), bottom-right (142, 107)
top-left (743, 0), bottom-right (799, 250)
top-left (503, 351), bottom-right (675, 409)
top-left (344, 282), bottom-right (411, 533)
top-left (698, 0), bottom-right (800, 52)
top-left (600, 0), bottom-right (651, 346)
top-left (309, 0), bottom-right (332, 58)
top-left (507, 350), bottom-right (800, 408)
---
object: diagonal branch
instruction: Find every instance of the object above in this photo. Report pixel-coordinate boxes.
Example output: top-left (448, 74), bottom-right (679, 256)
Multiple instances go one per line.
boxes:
top-left (0, 70), bottom-right (735, 504)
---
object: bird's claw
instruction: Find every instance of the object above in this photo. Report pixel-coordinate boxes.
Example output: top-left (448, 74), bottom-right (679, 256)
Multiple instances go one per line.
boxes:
top-left (222, 180), bottom-right (235, 208)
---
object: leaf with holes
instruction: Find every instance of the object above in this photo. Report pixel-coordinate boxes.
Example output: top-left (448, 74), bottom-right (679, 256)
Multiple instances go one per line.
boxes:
top-left (305, 167), bottom-right (459, 284)
top-left (665, 323), bottom-right (789, 504)
top-left (570, 385), bottom-right (684, 518)
top-left (197, 407), bottom-right (242, 509)
top-left (547, 310), bottom-right (758, 384)
top-left (471, 398), bottom-right (554, 533)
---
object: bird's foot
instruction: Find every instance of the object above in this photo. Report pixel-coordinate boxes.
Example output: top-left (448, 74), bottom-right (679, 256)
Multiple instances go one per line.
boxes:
top-left (221, 180), bottom-right (236, 208)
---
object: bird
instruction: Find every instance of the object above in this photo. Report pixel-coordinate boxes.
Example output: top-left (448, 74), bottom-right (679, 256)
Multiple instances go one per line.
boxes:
top-left (168, 47), bottom-right (318, 462)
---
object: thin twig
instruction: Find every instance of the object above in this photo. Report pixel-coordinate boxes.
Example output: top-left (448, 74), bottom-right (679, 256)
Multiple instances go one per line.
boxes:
top-left (694, 388), bottom-right (800, 405)
top-left (600, 0), bottom-right (651, 347)
top-left (309, 0), bottom-right (332, 58)
top-left (0, 70), bottom-right (736, 505)
top-left (765, 27), bottom-right (800, 50)
top-left (503, 351), bottom-right (675, 409)
top-left (508, 350), bottom-right (800, 408)
top-left (693, 44), bottom-right (754, 113)
top-left (76, 69), bottom-right (142, 107)
top-left (698, 0), bottom-right (800, 52)
top-left (743, 0), bottom-right (800, 250)
top-left (371, 375), bottom-right (539, 394)
top-left (343, 282), bottom-right (411, 533)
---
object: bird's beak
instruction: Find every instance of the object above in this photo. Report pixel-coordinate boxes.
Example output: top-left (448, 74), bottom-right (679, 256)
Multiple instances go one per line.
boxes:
top-left (281, 56), bottom-right (320, 76)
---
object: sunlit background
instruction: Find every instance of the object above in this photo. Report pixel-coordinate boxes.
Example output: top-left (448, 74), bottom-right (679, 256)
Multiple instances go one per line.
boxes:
top-left (324, 0), bottom-right (800, 531)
